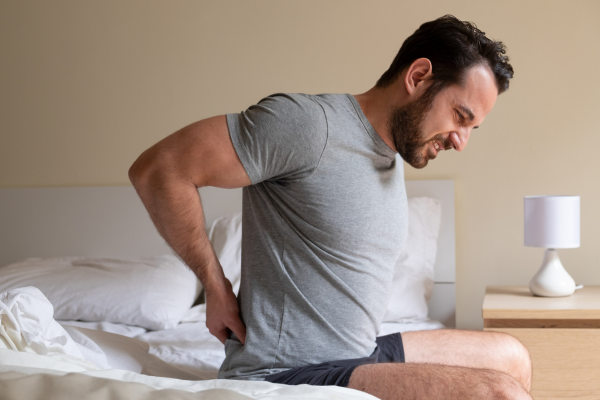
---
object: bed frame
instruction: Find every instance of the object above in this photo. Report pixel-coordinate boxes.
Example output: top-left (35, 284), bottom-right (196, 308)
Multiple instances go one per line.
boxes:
top-left (0, 180), bottom-right (455, 327)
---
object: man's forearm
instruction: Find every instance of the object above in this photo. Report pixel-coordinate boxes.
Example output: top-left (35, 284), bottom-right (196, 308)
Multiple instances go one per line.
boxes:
top-left (130, 169), bottom-right (225, 292)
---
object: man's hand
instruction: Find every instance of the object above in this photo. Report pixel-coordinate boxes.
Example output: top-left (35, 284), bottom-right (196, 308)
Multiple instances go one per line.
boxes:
top-left (206, 278), bottom-right (247, 345)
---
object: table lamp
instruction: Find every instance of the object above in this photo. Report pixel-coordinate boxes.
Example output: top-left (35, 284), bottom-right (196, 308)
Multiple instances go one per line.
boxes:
top-left (524, 195), bottom-right (580, 297)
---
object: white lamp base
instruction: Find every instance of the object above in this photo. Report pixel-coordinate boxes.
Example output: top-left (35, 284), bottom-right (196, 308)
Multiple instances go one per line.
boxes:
top-left (529, 249), bottom-right (576, 297)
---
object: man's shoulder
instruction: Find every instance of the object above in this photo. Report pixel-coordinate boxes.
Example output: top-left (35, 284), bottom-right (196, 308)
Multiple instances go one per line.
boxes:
top-left (257, 92), bottom-right (350, 110)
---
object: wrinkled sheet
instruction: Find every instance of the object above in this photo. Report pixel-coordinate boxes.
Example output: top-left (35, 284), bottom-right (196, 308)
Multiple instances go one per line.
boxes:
top-left (56, 303), bottom-right (445, 380)
top-left (379, 319), bottom-right (445, 336)
top-left (139, 305), bottom-right (444, 380)
top-left (0, 286), bottom-right (100, 370)
top-left (59, 319), bottom-right (148, 338)
top-left (137, 318), bottom-right (224, 379)
top-left (0, 287), bottom-right (377, 399)
top-left (0, 349), bottom-right (377, 400)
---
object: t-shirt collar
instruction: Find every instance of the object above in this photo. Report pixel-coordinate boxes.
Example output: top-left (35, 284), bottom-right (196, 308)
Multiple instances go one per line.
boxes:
top-left (346, 94), bottom-right (397, 159)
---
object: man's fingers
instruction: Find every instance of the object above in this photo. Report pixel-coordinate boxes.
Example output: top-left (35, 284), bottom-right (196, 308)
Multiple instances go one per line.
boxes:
top-left (228, 316), bottom-right (247, 345)
top-left (205, 282), bottom-right (245, 345)
top-left (210, 327), bottom-right (228, 345)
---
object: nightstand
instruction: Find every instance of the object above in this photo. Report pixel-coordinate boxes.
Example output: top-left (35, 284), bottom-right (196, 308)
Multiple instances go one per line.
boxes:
top-left (482, 286), bottom-right (600, 399)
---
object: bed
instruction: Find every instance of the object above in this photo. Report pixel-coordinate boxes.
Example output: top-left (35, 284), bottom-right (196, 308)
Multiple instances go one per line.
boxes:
top-left (0, 180), bottom-right (455, 399)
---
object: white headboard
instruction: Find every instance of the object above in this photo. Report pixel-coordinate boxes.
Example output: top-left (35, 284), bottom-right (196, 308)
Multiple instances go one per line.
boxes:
top-left (0, 180), bottom-right (455, 327)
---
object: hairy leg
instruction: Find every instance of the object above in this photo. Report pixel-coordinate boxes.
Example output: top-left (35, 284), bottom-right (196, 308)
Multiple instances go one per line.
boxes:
top-left (348, 363), bottom-right (532, 400)
top-left (401, 329), bottom-right (532, 391)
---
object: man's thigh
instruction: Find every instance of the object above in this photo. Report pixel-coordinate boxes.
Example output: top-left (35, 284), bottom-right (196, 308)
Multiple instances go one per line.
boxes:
top-left (348, 363), bottom-right (531, 400)
top-left (401, 329), bottom-right (532, 390)
top-left (402, 329), bottom-right (522, 366)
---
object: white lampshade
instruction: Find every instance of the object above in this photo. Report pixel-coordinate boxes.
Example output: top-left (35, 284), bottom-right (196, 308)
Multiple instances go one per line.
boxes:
top-left (524, 196), bottom-right (580, 249)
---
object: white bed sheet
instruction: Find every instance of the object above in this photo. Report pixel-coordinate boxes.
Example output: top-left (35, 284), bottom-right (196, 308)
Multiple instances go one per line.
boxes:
top-left (56, 303), bottom-right (445, 379)
top-left (0, 349), bottom-right (377, 400)
top-left (27, 301), bottom-right (444, 382)
top-left (0, 287), bottom-right (446, 400)
top-left (137, 320), bottom-right (224, 380)
top-left (135, 304), bottom-right (445, 379)
top-left (59, 320), bottom-right (148, 338)
top-left (379, 319), bottom-right (445, 336)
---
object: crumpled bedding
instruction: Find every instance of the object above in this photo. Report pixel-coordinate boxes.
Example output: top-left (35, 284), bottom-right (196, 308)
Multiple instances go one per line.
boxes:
top-left (0, 286), bottom-right (101, 370)
top-left (136, 303), bottom-right (225, 379)
top-left (59, 319), bottom-right (148, 338)
top-left (136, 310), bottom-right (445, 381)
top-left (0, 287), bottom-right (377, 400)
top-left (0, 349), bottom-right (376, 400)
top-left (0, 286), bottom-right (81, 356)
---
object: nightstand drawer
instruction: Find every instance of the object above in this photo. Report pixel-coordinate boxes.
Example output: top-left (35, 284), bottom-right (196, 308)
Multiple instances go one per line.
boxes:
top-left (486, 328), bottom-right (600, 397)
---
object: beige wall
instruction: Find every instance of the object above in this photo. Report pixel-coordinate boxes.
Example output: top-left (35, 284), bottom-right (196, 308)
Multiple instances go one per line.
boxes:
top-left (2, 0), bottom-right (599, 329)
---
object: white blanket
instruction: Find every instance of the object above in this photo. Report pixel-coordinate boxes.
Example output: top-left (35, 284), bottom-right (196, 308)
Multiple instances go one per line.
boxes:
top-left (0, 349), bottom-right (376, 400)
top-left (0, 286), bottom-right (102, 370)
top-left (0, 287), bottom-right (377, 399)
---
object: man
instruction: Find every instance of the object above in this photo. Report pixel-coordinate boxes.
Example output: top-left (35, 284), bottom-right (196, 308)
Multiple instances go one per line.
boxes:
top-left (130, 15), bottom-right (531, 400)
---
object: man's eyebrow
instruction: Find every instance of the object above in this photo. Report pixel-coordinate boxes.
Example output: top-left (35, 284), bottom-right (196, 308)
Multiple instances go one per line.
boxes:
top-left (458, 104), bottom-right (479, 129)
top-left (458, 104), bottom-right (475, 121)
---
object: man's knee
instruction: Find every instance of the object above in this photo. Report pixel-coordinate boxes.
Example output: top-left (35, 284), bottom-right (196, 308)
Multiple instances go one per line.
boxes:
top-left (485, 369), bottom-right (532, 400)
top-left (492, 332), bottom-right (532, 390)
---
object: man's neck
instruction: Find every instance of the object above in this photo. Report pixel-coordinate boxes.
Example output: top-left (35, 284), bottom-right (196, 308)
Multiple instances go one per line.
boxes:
top-left (353, 85), bottom-right (401, 152)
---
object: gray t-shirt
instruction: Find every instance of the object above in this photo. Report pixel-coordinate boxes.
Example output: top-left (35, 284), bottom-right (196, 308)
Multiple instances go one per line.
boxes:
top-left (219, 93), bottom-right (408, 380)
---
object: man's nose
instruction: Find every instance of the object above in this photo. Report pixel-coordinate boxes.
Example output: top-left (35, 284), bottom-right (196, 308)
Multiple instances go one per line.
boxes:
top-left (450, 129), bottom-right (471, 152)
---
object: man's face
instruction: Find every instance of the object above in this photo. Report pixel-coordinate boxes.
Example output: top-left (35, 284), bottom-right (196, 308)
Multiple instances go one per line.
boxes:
top-left (390, 64), bottom-right (498, 168)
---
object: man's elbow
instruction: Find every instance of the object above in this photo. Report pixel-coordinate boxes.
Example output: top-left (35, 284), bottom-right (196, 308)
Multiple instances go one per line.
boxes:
top-left (128, 159), bottom-right (140, 187)
top-left (129, 149), bottom-right (161, 190)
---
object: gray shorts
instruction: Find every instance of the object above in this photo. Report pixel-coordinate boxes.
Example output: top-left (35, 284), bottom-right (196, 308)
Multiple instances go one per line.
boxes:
top-left (264, 332), bottom-right (405, 387)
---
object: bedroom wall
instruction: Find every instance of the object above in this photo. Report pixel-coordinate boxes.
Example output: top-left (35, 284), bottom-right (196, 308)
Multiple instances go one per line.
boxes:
top-left (2, 0), bottom-right (599, 330)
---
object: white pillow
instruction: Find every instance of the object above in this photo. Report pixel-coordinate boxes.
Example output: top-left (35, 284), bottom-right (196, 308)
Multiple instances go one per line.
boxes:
top-left (0, 255), bottom-right (200, 330)
top-left (208, 214), bottom-right (242, 295)
top-left (382, 197), bottom-right (442, 323)
top-left (208, 197), bottom-right (442, 324)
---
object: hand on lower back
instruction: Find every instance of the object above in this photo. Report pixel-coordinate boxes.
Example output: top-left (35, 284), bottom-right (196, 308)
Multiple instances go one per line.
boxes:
top-left (206, 278), bottom-right (246, 345)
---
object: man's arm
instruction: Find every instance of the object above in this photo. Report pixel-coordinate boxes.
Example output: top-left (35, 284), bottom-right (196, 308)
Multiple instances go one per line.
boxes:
top-left (128, 115), bottom-right (250, 344)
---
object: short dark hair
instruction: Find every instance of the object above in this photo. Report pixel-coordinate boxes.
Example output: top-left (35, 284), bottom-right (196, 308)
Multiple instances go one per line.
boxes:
top-left (376, 15), bottom-right (514, 94)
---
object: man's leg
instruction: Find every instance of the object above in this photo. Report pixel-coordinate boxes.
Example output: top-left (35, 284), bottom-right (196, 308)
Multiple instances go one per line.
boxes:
top-left (401, 329), bottom-right (532, 391)
top-left (348, 363), bottom-right (531, 400)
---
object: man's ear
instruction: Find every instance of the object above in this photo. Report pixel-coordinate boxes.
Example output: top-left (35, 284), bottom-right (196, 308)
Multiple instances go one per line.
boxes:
top-left (404, 58), bottom-right (433, 96)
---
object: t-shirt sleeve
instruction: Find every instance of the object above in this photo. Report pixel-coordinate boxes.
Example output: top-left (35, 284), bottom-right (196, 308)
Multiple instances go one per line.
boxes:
top-left (226, 93), bottom-right (328, 185)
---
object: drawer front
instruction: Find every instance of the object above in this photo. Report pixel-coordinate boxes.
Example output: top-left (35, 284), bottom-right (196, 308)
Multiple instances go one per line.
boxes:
top-left (486, 328), bottom-right (600, 397)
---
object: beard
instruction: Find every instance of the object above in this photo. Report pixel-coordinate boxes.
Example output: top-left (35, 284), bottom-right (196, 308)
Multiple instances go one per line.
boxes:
top-left (389, 83), bottom-right (452, 169)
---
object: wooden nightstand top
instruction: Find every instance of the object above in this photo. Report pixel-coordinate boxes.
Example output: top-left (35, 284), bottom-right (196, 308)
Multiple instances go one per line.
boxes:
top-left (482, 285), bottom-right (600, 320)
